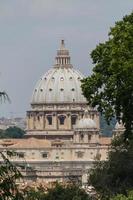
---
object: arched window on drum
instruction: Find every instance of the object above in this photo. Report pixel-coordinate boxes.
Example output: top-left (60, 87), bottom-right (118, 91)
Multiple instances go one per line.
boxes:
top-left (47, 115), bottom-right (52, 125)
top-left (58, 115), bottom-right (66, 125)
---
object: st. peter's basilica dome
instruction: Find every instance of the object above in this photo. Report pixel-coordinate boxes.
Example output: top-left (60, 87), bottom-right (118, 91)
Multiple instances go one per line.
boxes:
top-left (27, 40), bottom-right (100, 137)
top-left (31, 40), bottom-right (86, 104)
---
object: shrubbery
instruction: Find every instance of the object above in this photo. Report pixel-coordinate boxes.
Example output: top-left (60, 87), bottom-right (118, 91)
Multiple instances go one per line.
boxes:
top-left (0, 126), bottom-right (26, 139)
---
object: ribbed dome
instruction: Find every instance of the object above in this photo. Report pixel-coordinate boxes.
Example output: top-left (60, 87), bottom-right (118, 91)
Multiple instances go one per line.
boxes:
top-left (75, 118), bottom-right (97, 129)
top-left (31, 40), bottom-right (87, 104)
top-left (75, 110), bottom-right (97, 129)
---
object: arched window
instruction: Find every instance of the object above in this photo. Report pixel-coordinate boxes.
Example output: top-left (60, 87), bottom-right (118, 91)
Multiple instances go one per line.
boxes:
top-left (47, 115), bottom-right (52, 125)
top-left (59, 115), bottom-right (66, 125)
top-left (71, 115), bottom-right (77, 125)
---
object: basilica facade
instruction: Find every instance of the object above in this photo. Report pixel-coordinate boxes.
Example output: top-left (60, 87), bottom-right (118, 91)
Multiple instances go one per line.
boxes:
top-left (0, 41), bottom-right (113, 185)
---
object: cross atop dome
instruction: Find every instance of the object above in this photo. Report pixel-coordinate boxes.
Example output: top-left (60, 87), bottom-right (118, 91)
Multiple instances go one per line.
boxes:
top-left (54, 40), bottom-right (73, 68)
top-left (60, 39), bottom-right (65, 49)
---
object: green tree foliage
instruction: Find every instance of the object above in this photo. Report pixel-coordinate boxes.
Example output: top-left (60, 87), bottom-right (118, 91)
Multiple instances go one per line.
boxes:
top-left (0, 91), bottom-right (10, 103)
top-left (89, 135), bottom-right (133, 199)
top-left (81, 12), bottom-right (133, 139)
top-left (45, 183), bottom-right (90, 200)
top-left (23, 185), bottom-right (46, 200)
top-left (23, 183), bottom-right (90, 200)
top-left (0, 91), bottom-right (24, 198)
top-left (0, 151), bottom-right (23, 200)
top-left (0, 126), bottom-right (26, 139)
top-left (111, 190), bottom-right (133, 200)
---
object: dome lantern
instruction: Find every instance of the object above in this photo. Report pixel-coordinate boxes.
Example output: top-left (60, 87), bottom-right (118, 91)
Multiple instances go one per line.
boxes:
top-left (54, 40), bottom-right (72, 68)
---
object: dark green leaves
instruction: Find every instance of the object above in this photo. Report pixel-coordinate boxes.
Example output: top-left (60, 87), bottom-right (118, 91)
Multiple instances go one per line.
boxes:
top-left (89, 135), bottom-right (133, 199)
top-left (0, 126), bottom-right (26, 139)
top-left (81, 12), bottom-right (133, 139)
top-left (0, 151), bottom-right (23, 200)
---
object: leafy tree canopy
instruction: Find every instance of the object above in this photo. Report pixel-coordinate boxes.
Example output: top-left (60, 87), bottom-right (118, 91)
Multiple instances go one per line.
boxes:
top-left (111, 190), bottom-right (133, 200)
top-left (89, 135), bottom-right (133, 199)
top-left (0, 151), bottom-right (23, 200)
top-left (0, 91), bottom-right (10, 103)
top-left (23, 183), bottom-right (90, 200)
top-left (0, 126), bottom-right (26, 139)
top-left (81, 12), bottom-right (133, 139)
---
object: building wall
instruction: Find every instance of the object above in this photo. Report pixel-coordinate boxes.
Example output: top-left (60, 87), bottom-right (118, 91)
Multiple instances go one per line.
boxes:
top-left (0, 145), bottom-right (108, 162)
top-left (0, 144), bottom-right (108, 184)
top-left (27, 104), bottom-right (99, 133)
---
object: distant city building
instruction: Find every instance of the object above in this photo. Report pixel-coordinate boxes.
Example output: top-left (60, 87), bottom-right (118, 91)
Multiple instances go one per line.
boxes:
top-left (0, 41), bottom-right (121, 185)
top-left (0, 117), bottom-right (26, 130)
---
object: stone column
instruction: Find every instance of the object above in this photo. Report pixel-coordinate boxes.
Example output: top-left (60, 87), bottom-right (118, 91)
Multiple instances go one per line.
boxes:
top-left (84, 132), bottom-right (88, 143)
top-left (28, 112), bottom-right (35, 130)
top-left (67, 113), bottom-right (71, 130)
top-left (53, 112), bottom-right (57, 130)
top-left (76, 132), bottom-right (80, 143)
top-left (94, 113), bottom-right (100, 129)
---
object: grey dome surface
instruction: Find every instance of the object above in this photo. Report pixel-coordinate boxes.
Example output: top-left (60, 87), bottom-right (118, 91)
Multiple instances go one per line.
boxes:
top-left (31, 67), bottom-right (86, 104)
top-left (31, 40), bottom-right (87, 104)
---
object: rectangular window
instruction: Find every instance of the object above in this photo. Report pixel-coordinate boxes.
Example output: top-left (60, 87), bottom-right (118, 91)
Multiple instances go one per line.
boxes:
top-left (88, 135), bottom-right (91, 141)
top-left (42, 152), bottom-right (48, 158)
top-left (47, 116), bottom-right (52, 125)
top-left (71, 115), bottom-right (77, 125)
top-left (76, 151), bottom-right (84, 158)
top-left (59, 115), bottom-right (65, 125)
top-left (17, 152), bottom-right (24, 158)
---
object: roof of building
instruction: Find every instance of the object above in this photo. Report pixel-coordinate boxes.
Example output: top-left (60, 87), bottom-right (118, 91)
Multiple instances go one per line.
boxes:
top-left (0, 136), bottom-right (111, 149)
top-left (31, 40), bottom-right (86, 104)
top-left (0, 138), bottom-right (51, 149)
top-left (99, 137), bottom-right (111, 145)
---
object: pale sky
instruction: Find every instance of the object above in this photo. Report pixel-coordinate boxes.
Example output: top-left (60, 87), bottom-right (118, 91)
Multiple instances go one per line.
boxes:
top-left (0, 0), bottom-right (133, 118)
